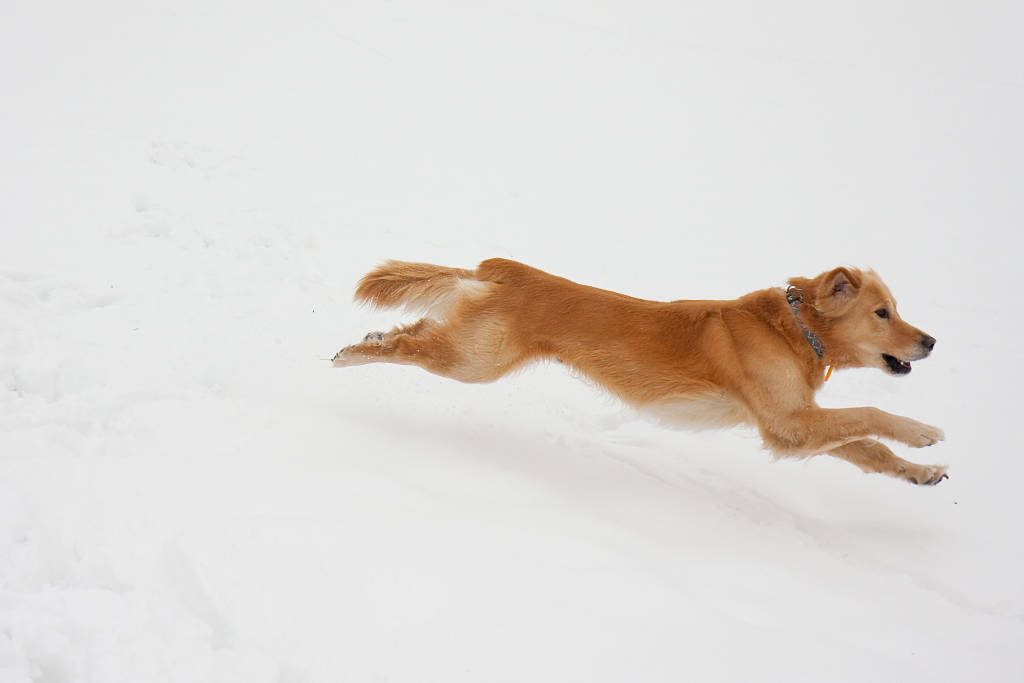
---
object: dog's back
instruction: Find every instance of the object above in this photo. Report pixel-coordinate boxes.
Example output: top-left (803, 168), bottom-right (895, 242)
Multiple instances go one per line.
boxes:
top-left (343, 258), bottom-right (746, 403)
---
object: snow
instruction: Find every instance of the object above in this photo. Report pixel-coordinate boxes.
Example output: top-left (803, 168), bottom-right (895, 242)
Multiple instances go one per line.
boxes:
top-left (2, 1), bottom-right (1023, 681)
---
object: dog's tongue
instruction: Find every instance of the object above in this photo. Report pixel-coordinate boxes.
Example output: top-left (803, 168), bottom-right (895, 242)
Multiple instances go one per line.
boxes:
top-left (901, 360), bottom-right (912, 370)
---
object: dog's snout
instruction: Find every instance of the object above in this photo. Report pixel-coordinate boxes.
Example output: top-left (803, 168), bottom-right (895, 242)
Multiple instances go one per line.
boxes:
top-left (919, 334), bottom-right (936, 352)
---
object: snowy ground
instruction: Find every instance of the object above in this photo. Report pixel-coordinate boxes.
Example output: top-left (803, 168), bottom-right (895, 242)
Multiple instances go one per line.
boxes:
top-left (2, 1), bottom-right (1023, 681)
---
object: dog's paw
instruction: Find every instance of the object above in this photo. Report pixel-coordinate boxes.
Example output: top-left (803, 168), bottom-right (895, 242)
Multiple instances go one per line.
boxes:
top-left (894, 418), bottom-right (945, 448)
top-left (903, 464), bottom-right (949, 486)
top-left (332, 333), bottom-right (388, 367)
top-left (913, 423), bottom-right (945, 448)
top-left (331, 346), bottom-right (351, 366)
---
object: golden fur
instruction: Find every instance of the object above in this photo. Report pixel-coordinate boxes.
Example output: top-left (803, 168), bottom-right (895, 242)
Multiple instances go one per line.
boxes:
top-left (334, 259), bottom-right (947, 485)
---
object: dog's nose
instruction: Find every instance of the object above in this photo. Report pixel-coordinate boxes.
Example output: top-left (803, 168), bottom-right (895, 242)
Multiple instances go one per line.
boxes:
top-left (919, 334), bottom-right (936, 351)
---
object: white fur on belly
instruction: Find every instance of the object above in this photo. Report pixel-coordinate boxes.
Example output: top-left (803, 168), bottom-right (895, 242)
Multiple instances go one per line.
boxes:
top-left (639, 393), bottom-right (751, 431)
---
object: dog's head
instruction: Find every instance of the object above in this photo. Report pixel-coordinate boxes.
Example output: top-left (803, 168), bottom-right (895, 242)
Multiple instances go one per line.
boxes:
top-left (787, 267), bottom-right (936, 376)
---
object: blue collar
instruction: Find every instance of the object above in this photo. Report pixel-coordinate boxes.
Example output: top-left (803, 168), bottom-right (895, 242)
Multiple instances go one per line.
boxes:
top-left (785, 287), bottom-right (825, 359)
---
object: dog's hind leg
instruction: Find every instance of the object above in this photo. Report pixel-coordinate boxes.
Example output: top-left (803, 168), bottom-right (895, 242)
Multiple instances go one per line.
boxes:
top-left (828, 439), bottom-right (948, 486)
top-left (332, 317), bottom-right (518, 383)
top-left (332, 319), bottom-right (444, 368)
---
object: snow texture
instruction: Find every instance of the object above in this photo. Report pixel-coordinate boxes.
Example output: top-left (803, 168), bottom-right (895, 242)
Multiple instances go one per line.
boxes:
top-left (2, 1), bottom-right (1022, 681)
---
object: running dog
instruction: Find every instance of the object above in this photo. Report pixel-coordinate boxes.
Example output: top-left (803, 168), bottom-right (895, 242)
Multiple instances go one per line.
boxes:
top-left (333, 259), bottom-right (946, 485)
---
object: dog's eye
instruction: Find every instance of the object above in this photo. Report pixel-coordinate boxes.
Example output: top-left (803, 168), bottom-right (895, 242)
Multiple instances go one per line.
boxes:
top-left (875, 309), bottom-right (888, 319)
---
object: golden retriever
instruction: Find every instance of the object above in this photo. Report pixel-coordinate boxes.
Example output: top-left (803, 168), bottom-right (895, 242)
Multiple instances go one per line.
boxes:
top-left (333, 259), bottom-right (947, 485)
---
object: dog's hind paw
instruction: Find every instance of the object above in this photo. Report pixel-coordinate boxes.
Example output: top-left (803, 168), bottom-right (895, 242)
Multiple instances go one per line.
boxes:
top-left (331, 346), bottom-right (350, 366)
top-left (333, 332), bottom-right (389, 367)
top-left (363, 331), bottom-right (386, 345)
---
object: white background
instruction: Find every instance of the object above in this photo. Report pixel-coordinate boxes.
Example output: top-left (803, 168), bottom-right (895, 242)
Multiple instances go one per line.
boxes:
top-left (1, 1), bottom-right (1022, 681)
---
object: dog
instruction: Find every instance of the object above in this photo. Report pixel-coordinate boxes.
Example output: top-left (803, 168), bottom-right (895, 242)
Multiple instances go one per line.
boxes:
top-left (333, 259), bottom-right (947, 486)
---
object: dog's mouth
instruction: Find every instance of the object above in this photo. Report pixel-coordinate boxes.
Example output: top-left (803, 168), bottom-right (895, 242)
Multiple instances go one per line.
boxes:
top-left (882, 353), bottom-right (912, 375)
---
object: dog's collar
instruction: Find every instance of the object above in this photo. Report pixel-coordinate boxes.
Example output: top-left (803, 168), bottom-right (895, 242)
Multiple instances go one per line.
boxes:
top-left (785, 286), bottom-right (825, 360)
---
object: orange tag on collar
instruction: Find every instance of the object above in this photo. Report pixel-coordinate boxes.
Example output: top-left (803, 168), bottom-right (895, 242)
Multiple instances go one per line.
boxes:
top-left (824, 364), bottom-right (834, 382)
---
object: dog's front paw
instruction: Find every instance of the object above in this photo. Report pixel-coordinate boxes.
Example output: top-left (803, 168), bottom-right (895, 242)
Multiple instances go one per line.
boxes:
top-left (894, 418), bottom-right (945, 448)
top-left (902, 464), bottom-right (949, 486)
top-left (913, 423), bottom-right (945, 448)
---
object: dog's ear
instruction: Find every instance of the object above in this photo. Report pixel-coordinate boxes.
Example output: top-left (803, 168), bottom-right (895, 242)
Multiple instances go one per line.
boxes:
top-left (787, 267), bottom-right (862, 316)
top-left (814, 267), bottom-right (861, 316)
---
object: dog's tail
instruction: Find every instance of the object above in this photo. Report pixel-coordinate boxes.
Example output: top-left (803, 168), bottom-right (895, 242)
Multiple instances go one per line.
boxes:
top-left (354, 260), bottom-right (492, 319)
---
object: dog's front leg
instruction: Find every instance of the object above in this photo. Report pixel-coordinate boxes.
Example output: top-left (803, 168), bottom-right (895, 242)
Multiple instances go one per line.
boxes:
top-left (884, 412), bottom-right (946, 448)
top-left (828, 439), bottom-right (948, 485)
top-left (757, 406), bottom-right (944, 453)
